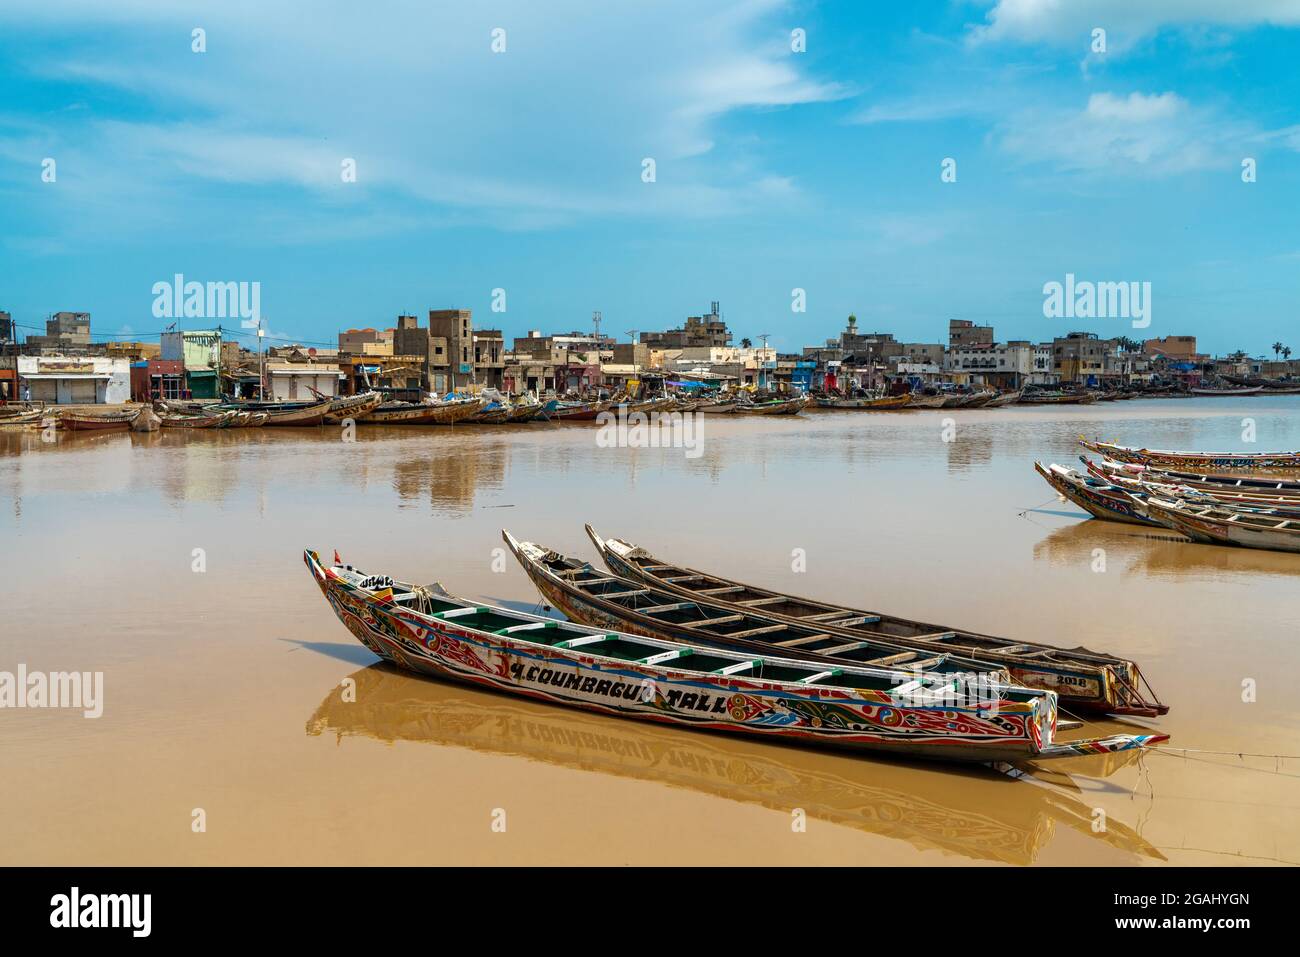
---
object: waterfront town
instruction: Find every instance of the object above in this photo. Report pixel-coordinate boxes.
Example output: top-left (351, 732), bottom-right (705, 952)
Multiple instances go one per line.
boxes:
top-left (0, 303), bottom-right (1293, 407)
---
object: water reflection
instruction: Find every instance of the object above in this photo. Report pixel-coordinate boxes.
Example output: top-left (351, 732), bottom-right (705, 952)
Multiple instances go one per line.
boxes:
top-left (1033, 521), bottom-right (1300, 580)
top-left (306, 663), bottom-right (1164, 865)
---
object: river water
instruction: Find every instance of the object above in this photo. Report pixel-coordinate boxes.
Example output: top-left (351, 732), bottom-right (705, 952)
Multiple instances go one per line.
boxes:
top-left (1, 398), bottom-right (1297, 865)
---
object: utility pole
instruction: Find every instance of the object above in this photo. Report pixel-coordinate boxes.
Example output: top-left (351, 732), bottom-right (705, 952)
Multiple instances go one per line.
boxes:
top-left (758, 333), bottom-right (770, 390)
top-left (592, 310), bottom-right (602, 343)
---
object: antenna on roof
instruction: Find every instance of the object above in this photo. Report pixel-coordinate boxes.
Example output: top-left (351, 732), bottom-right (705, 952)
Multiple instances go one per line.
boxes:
top-left (592, 310), bottom-right (602, 340)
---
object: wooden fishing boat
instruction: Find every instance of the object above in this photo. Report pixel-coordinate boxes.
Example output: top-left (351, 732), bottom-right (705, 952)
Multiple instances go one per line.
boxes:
top-left (1189, 386), bottom-right (1263, 396)
top-left (1142, 498), bottom-right (1300, 553)
top-left (547, 398), bottom-right (612, 421)
top-left (905, 394), bottom-right (949, 409)
top-left (466, 402), bottom-right (513, 424)
top-left (582, 526), bottom-right (1168, 717)
top-left (160, 409), bottom-right (237, 429)
top-left (259, 397), bottom-right (332, 427)
top-left (508, 400), bottom-right (543, 422)
top-left (1082, 458), bottom-right (1300, 509)
top-left (957, 391), bottom-right (997, 408)
top-left (1088, 457), bottom-right (1300, 498)
top-left (1020, 391), bottom-right (1096, 405)
top-left (984, 390), bottom-right (1023, 408)
top-left (735, 395), bottom-right (807, 416)
top-left (0, 408), bottom-right (56, 430)
top-left (505, 533), bottom-right (1006, 679)
top-left (1033, 462), bottom-right (1162, 527)
top-left (304, 549), bottom-right (1166, 763)
top-left (359, 396), bottom-right (484, 424)
top-left (815, 394), bottom-right (912, 410)
top-left (1081, 439), bottom-right (1300, 471)
top-left (59, 409), bottom-right (140, 432)
top-left (697, 398), bottom-right (738, 414)
top-left (322, 391), bottom-right (383, 424)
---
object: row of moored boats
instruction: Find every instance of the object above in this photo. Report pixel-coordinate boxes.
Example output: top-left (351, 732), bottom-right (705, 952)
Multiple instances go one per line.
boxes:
top-left (1038, 439), bottom-right (1300, 553)
top-left (304, 524), bottom-right (1171, 769)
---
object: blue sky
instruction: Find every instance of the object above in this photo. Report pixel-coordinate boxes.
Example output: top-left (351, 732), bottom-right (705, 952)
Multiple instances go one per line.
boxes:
top-left (1, 1), bottom-right (1298, 355)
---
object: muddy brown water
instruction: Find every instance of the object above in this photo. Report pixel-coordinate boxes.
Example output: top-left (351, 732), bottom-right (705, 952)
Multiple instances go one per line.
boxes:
top-left (1, 398), bottom-right (1297, 865)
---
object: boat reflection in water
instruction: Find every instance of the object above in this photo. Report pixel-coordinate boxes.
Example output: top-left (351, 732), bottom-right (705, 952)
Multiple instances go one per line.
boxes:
top-left (307, 663), bottom-right (1164, 865)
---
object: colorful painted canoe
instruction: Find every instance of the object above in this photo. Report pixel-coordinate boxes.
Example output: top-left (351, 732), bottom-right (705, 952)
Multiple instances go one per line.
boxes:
top-left (1089, 457), bottom-right (1300, 497)
top-left (1033, 462), bottom-right (1162, 527)
top-left (582, 526), bottom-right (1168, 718)
top-left (322, 391), bottom-right (383, 424)
top-left (1143, 498), bottom-right (1300, 553)
top-left (303, 549), bottom-right (1167, 763)
top-left (1082, 458), bottom-right (1300, 510)
top-left (1082, 439), bottom-right (1300, 471)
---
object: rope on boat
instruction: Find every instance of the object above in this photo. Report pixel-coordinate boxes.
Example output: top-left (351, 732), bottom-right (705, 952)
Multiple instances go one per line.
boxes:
top-left (1016, 495), bottom-right (1065, 518)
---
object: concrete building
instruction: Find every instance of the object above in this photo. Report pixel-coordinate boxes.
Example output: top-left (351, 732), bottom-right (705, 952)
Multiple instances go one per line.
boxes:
top-left (0, 311), bottom-right (13, 345)
top-left (339, 327), bottom-right (395, 355)
top-left (130, 359), bottom-right (186, 402)
top-left (640, 302), bottom-right (730, 349)
top-left (17, 355), bottom-right (131, 404)
top-left (265, 362), bottom-right (342, 401)
top-left (949, 319), bottom-right (994, 348)
top-left (161, 329), bottom-right (224, 398)
top-left (1052, 332), bottom-right (1115, 385)
top-left (1143, 336), bottom-right (1198, 362)
top-left (945, 340), bottom-right (1056, 387)
top-left (472, 329), bottom-right (506, 389)
top-left (24, 312), bottom-right (92, 352)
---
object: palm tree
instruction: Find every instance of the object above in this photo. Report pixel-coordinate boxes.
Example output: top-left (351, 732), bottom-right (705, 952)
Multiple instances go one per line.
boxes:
top-left (740, 337), bottom-right (753, 349)
top-left (1273, 341), bottom-right (1285, 360)
top-left (1285, 347), bottom-right (1292, 362)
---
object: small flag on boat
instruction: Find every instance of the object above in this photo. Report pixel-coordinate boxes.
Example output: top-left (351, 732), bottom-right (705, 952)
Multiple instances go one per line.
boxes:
top-left (333, 550), bottom-right (341, 564)
top-left (373, 587), bottom-right (394, 603)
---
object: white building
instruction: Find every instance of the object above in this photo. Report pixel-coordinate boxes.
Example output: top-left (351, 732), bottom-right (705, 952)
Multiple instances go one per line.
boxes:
top-left (17, 355), bottom-right (131, 404)
top-left (265, 362), bottom-right (343, 401)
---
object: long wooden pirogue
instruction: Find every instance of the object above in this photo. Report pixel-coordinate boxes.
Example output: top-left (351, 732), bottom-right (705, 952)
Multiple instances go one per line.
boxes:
top-left (1088, 457), bottom-right (1300, 497)
top-left (1143, 497), bottom-right (1300, 553)
top-left (503, 533), bottom-right (1008, 680)
top-left (1033, 462), bottom-right (1163, 527)
top-left (1081, 438), bottom-right (1300, 471)
top-left (580, 526), bottom-right (1167, 717)
top-left (60, 409), bottom-right (140, 431)
top-left (1082, 458), bottom-right (1300, 510)
top-left (304, 549), bottom-right (1167, 763)
top-left (322, 391), bottom-right (383, 424)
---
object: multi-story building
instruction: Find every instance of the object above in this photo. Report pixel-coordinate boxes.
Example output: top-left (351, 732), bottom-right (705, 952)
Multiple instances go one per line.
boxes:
top-left (0, 311), bottom-right (13, 346)
top-left (1142, 336), bottom-right (1198, 362)
top-left (161, 328), bottom-right (224, 398)
top-left (339, 327), bottom-right (395, 355)
top-left (24, 312), bottom-right (92, 352)
top-left (949, 319), bottom-right (994, 348)
top-left (945, 340), bottom-right (1056, 387)
top-left (1052, 332), bottom-right (1115, 385)
top-left (640, 302), bottom-right (730, 349)
top-left (472, 329), bottom-right (506, 389)
top-left (392, 310), bottom-right (478, 393)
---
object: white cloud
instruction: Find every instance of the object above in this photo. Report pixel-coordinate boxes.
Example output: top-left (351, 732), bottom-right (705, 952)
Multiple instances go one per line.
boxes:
top-left (971, 0), bottom-right (1300, 50)
top-left (997, 90), bottom-right (1260, 173)
top-left (0, 1), bottom-right (841, 238)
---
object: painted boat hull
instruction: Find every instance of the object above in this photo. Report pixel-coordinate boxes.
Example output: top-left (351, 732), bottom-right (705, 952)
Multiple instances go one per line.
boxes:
top-left (1033, 462), bottom-right (1162, 527)
top-left (360, 398), bottom-right (485, 424)
top-left (584, 526), bottom-right (1167, 717)
top-left (1082, 439), bottom-right (1300, 471)
top-left (323, 392), bottom-right (383, 424)
top-left (1144, 499), bottom-right (1300, 553)
top-left (304, 550), bottom-right (1166, 763)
